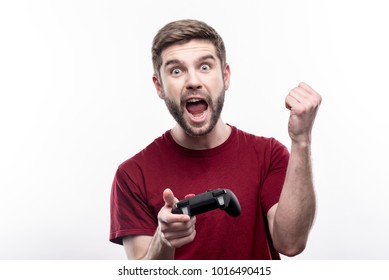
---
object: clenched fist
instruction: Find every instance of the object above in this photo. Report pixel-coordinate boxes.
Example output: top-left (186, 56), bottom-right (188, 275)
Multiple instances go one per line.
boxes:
top-left (285, 82), bottom-right (322, 145)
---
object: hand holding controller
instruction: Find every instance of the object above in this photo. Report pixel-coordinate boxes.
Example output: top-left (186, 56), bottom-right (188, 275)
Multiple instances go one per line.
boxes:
top-left (171, 189), bottom-right (241, 217)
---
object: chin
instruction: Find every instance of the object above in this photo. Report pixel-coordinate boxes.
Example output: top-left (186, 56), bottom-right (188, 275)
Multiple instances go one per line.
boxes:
top-left (183, 122), bottom-right (215, 137)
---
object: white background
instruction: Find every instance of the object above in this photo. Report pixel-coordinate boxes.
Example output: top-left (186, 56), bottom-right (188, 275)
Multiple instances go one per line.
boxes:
top-left (1, 0), bottom-right (388, 259)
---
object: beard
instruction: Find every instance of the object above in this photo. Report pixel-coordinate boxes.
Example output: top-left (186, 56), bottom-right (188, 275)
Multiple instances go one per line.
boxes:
top-left (162, 90), bottom-right (225, 137)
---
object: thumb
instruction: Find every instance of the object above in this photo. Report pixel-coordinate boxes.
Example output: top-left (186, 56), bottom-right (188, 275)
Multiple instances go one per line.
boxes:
top-left (163, 188), bottom-right (177, 208)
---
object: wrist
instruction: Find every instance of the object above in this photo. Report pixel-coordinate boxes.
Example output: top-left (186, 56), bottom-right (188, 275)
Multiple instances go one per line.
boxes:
top-left (291, 139), bottom-right (311, 149)
top-left (289, 132), bottom-right (312, 148)
top-left (143, 227), bottom-right (175, 260)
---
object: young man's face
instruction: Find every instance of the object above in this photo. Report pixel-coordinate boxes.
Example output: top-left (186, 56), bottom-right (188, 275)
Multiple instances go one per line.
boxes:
top-left (153, 39), bottom-right (230, 137)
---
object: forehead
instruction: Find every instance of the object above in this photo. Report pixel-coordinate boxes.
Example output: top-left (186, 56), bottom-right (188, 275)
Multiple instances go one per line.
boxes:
top-left (161, 39), bottom-right (218, 66)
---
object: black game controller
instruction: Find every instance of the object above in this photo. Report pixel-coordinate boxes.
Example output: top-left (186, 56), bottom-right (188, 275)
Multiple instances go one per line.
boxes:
top-left (171, 188), bottom-right (241, 217)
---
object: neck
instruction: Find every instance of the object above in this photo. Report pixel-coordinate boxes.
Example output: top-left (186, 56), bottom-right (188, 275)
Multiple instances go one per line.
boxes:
top-left (171, 120), bottom-right (231, 150)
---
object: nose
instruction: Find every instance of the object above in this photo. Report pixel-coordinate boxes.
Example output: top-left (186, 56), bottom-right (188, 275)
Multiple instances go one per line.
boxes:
top-left (185, 69), bottom-right (202, 91)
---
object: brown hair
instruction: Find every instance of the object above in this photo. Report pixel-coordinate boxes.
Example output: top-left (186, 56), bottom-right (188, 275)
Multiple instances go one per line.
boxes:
top-left (151, 19), bottom-right (226, 78)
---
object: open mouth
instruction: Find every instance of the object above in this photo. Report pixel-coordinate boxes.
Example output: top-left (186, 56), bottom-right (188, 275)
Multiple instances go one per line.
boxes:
top-left (185, 98), bottom-right (208, 118)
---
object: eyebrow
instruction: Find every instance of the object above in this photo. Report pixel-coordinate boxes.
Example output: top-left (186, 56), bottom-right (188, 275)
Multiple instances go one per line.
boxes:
top-left (163, 59), bottom-right (181, 69)
top-left (163, 55), bottom-right (217, 70)
top-left (197, 54), bottom-right (216, 63)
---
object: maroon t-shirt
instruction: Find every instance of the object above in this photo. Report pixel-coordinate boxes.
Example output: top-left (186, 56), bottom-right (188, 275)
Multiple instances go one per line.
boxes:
top-left (110, 125), bottom-right (289, 259)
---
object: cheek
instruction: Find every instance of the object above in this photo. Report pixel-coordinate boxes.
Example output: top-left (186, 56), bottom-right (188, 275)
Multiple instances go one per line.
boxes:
top-left (207, 76), bottom-right (225, 92)
top-left (163, 78), bottom-right (184, 95)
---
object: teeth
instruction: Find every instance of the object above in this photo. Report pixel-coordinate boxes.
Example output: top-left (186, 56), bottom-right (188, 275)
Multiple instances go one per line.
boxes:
top-left (187, 98), bottom-right (201, 103)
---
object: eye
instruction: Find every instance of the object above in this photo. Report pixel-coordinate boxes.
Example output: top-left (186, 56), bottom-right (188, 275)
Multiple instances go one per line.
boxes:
top-left (171, 68), bottom-right (182, 75)
top-left (200, 64), bottom-right (210, 71)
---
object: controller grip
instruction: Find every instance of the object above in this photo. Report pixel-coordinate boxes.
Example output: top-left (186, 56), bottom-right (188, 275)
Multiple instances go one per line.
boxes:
top-left (223, 190), bottom-right (241, 217)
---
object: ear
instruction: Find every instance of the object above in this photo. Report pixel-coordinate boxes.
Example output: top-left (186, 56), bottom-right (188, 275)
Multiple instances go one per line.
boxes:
top-left (223, 63), bottom-right (231, 90)
top-left (152, 74), bottom-right (164, 99)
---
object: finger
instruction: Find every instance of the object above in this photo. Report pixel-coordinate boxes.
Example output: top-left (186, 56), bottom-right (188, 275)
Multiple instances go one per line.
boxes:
top-left (289, 86), bottom-right (311, 102)
top-left (159, 211), bottom-right (191, 224)
top-left (286, 86), bottom-right (319, 113)
top-left (285, 93), bottom-right (300, 111)
top-left (159, 217), bottom-right (197, 248)
top-left (163, 222), bottom-right (196, 240)
top-left (163, 188), bottom-right (177, 207)
top-left (168, 230), bottom-right (197, 248)
top-left (161, 211), bottom-right (194, 228)
top-left (298, 82), bottom-right (317, 95)
top-left (160, 216), bottom-right (196, 232)
top-left (285, 85), bottom-right (307, 110)
top-left (298, 82), bottom-right (322, 105)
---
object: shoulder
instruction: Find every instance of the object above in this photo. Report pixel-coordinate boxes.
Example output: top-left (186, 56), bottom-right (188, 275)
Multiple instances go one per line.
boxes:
top-left (119, 130), bottom-right (172, 168)
top-left (231, 126), bottom-right (290, 168)
top-left (233, 126), bottom-right (288, 152)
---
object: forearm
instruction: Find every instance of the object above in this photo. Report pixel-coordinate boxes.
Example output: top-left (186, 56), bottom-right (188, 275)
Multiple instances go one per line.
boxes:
top-left (124, 228), bottom-right (175, 260)
top-left (272, 141), bottom-right (316, 256)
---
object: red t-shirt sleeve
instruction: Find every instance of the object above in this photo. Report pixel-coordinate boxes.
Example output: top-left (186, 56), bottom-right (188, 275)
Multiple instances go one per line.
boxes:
top-left (110, 164), bottom-right (157, 245)
top-left (260, 138), bottom-right (290, 214)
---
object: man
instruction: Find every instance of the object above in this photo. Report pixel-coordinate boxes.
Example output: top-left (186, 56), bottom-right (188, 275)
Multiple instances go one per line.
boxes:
top-left (110, 19), bottom-right (322, 260)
